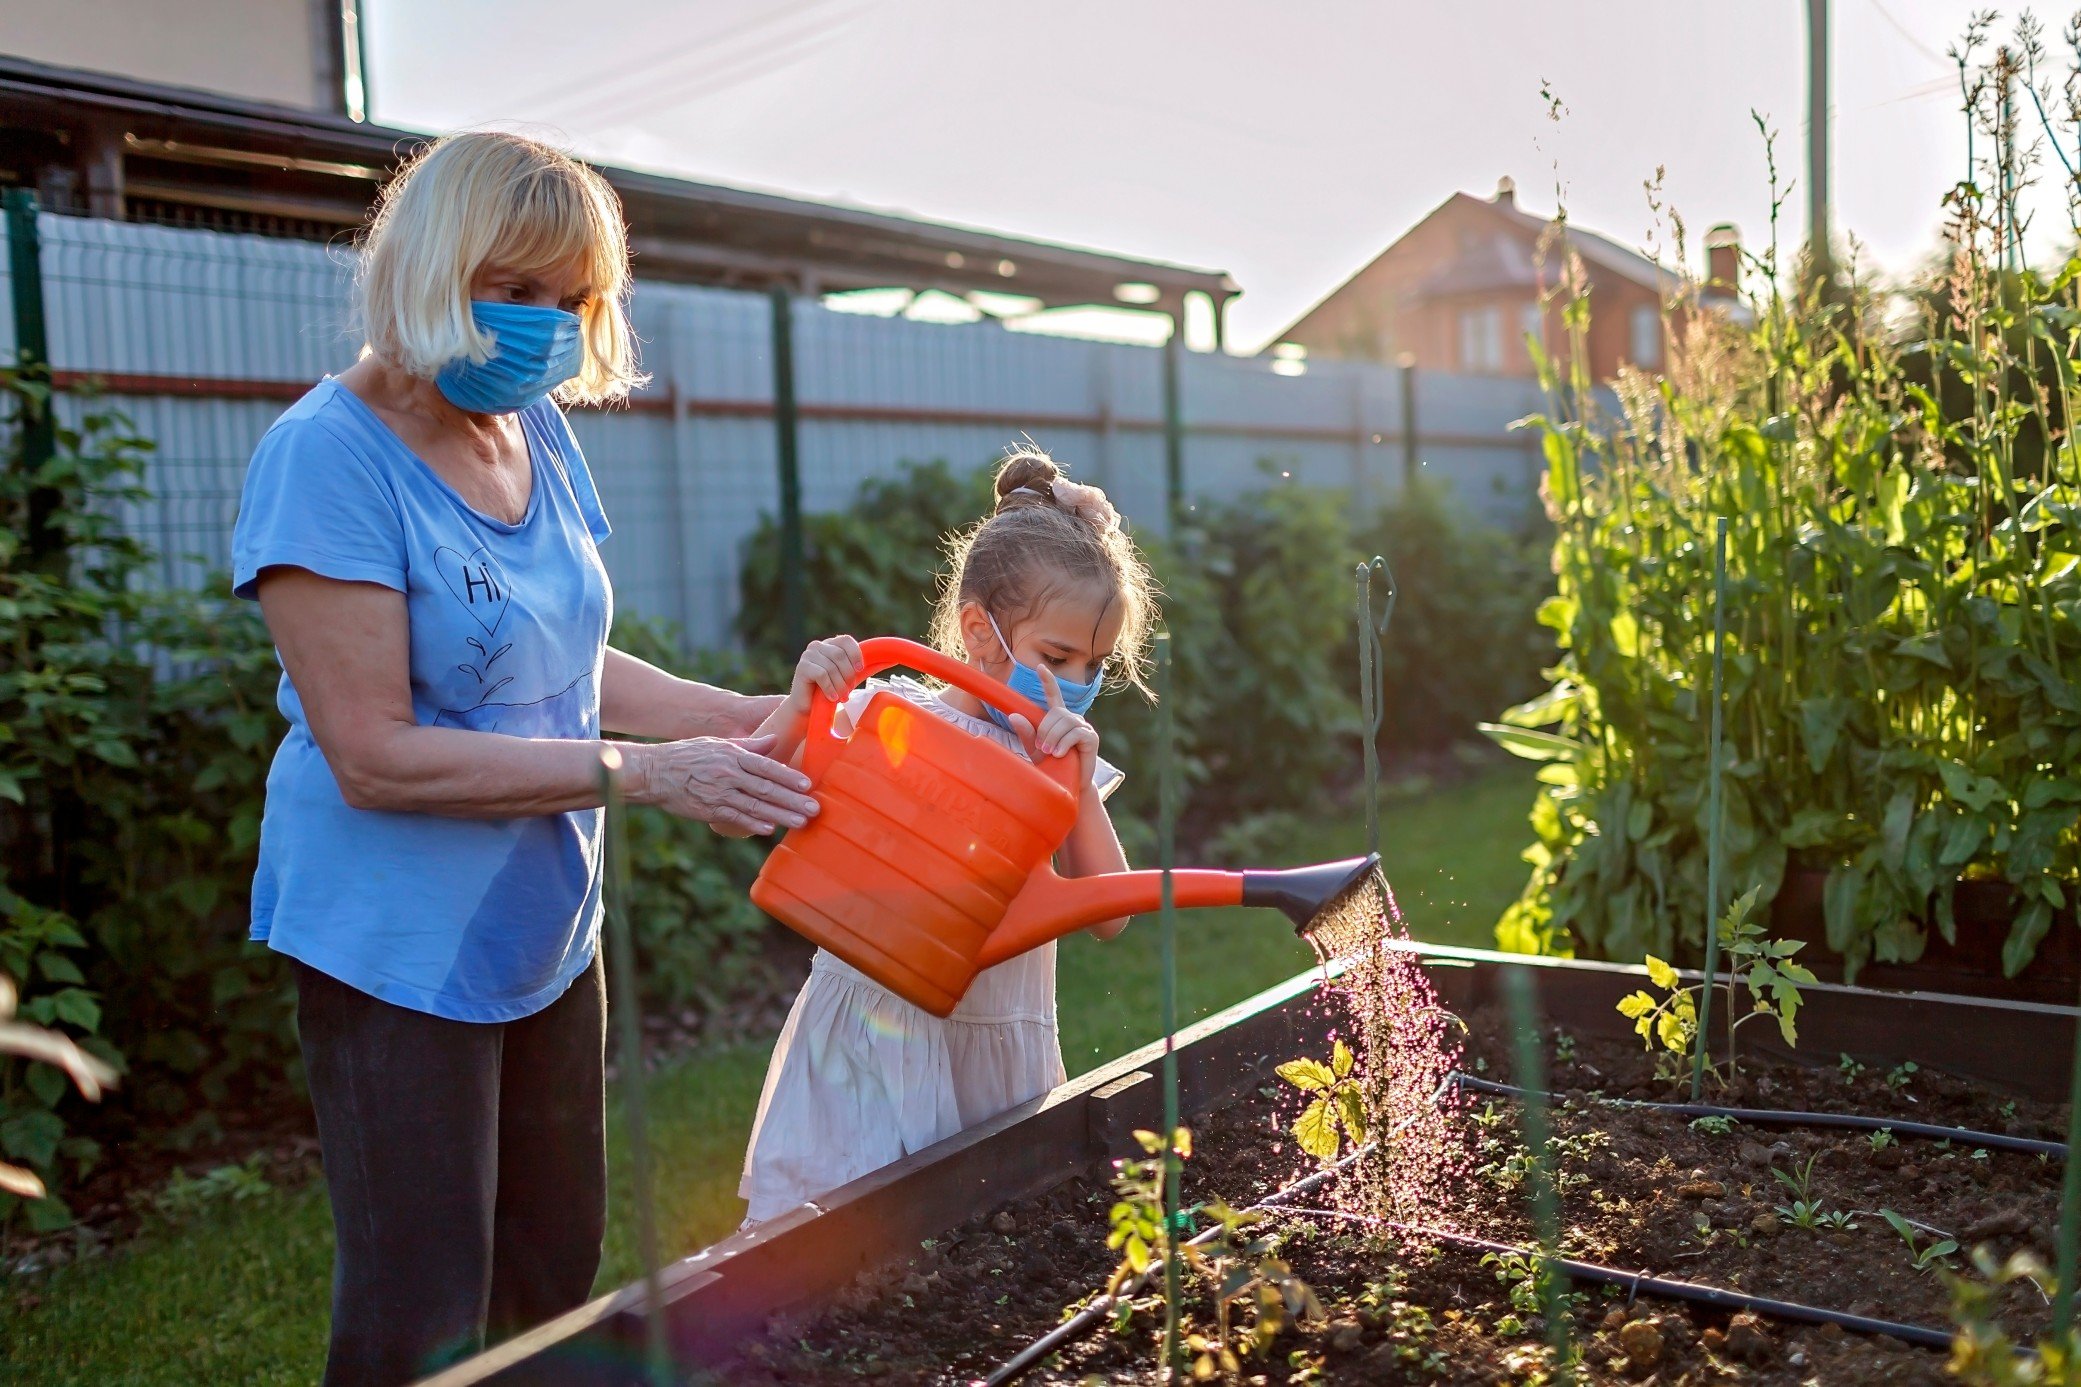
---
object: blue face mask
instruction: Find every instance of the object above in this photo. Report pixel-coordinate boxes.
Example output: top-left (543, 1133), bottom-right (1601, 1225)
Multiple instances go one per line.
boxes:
top-left (435, 301), bottom-right (585, 414)
top-left (982, 613), bottom-right (1103, 735)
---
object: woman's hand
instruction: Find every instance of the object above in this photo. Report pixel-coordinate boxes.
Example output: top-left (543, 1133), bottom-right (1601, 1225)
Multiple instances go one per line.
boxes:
top-left (783, 635), bottom-right (865, 718)
top-left (1006, 666), bottom-right (1098, 784)
top-left (626, 734), bottom-right (820, 836)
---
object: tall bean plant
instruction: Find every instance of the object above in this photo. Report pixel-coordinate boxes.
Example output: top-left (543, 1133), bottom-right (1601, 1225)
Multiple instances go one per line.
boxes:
top-left (1494, 23), bottom-right (2081, 979)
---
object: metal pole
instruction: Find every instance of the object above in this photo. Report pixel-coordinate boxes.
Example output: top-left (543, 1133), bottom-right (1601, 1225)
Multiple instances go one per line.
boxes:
top-left (1502, 969), bottom-right (1575, 1382)
top-left (1155, 633), bottom-right (1183, 1377)
top-left (1398, 358), bottom-right (1419, 493)
top-left (1161, 322), bottom-right (1185, 533)
top-left (5, 189), bottom-right (61, 574)
top-left (1691, 518), bottom-right (1730, 1101)
top-left (2059, 969), bottom-right (2081, 1341)
top-left (598, 752), bottom-right (670, 1386)
top-left (1806, 0), bottom-right (1831, 280)
top-left (1355, 556), bottom-right (1396, 861)
top-left (769, 285), bottom-right (806, 655)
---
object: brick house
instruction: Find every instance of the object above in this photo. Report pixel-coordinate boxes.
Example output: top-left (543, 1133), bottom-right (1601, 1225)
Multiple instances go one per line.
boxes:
top-left (1274, 178), bottom-right (1739, 380)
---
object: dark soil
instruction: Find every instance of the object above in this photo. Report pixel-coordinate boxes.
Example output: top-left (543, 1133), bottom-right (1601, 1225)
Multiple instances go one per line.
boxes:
top-left (722, 1002), bottom-right (2068, 1384)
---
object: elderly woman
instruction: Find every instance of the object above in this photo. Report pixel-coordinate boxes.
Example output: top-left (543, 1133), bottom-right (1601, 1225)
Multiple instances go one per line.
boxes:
top-left (230, 132), bottom-right (816, 1386)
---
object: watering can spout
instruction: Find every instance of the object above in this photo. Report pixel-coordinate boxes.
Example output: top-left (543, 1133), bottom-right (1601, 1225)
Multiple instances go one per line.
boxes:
top-left (970, 853), bottom-right (1383, 971)
top-left (1239, 855), bottom-right (1383, 936)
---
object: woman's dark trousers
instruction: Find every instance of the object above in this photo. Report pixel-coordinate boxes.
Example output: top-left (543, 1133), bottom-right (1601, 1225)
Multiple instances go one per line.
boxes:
top-left (294, 956), bottom-right (607, 1387)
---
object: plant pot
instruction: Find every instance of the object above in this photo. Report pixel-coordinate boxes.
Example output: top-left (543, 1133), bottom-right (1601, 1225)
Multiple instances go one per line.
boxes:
top-left (1770, 867), bottom-right (2080, 1004)
top-left (419, 944), bottom-right (2079, 1387)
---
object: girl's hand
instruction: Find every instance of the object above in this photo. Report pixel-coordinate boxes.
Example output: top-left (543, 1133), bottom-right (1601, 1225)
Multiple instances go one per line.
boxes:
top-left (1007, 666), bottom-right (1099, 785)
top-left (786, 635), bottom-right (864, 715)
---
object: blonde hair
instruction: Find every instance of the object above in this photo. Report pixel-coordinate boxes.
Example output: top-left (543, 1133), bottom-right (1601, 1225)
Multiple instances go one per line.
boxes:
top-left (929, 449), bottom-right (1160, 698)
top-left (356, 131), bottom-right (644, 405)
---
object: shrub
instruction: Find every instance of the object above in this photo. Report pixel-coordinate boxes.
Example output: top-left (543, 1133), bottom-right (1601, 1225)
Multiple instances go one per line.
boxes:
top-left (1494, 64), bottom-right (2081, 977)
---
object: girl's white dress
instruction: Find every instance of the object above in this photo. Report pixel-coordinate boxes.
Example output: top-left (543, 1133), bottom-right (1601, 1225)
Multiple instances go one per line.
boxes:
top-left (738, 675), bottom-right (1122, 1224)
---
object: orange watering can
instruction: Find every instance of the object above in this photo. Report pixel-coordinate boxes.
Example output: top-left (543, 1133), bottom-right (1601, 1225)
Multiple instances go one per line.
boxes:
top-left (750, 638), bottom-right (1380, 1018)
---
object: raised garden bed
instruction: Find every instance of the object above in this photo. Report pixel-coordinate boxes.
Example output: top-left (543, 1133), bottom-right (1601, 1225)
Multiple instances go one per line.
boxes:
top-left (421, 946), bottom-right (2077, 1386)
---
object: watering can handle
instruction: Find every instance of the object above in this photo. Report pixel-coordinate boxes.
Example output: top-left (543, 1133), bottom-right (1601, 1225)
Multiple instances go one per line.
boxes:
top-left (801, 636), bottom-right (1084, 797)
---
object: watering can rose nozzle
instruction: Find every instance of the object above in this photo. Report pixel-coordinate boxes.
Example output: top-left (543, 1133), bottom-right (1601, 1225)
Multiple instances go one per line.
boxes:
top-left (1240, 854), bottom-right (1384, 938)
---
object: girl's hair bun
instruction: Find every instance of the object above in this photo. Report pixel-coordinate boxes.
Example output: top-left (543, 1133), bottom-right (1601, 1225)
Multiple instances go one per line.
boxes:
top-left (994, 451), bottom-right (1062, 510)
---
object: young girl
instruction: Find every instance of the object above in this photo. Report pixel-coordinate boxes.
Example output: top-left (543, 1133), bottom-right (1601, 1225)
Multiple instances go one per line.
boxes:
top-left (737, 449), bottom-right (1158, 1224)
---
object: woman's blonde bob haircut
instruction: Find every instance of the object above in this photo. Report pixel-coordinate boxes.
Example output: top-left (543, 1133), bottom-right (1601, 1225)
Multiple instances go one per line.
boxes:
top-left (356, 131), bottom-right (644, 406)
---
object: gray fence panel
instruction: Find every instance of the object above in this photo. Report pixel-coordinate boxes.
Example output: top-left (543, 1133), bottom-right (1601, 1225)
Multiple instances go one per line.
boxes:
top-left (14, 210), bottom-right (1550, 650)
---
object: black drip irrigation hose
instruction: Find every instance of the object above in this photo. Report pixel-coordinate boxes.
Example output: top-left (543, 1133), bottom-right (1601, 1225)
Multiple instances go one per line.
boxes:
top-left (1454, 1073), bottom-right (2069, 1160)
top-left (1274, 1206), bottom-right (1958, 1351)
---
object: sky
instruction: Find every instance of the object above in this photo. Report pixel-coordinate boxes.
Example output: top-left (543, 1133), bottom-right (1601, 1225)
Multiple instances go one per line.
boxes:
top-left (366, 0), bottom-right (2079, 352)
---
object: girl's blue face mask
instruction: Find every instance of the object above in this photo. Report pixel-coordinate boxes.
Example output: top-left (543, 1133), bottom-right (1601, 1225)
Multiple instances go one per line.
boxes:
top-left (435, 301), bottom-right (585, 414)
top-left (982, 613), bottom-right (1102, 734)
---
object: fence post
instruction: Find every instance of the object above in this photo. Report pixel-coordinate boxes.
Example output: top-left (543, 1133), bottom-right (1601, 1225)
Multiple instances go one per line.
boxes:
top-left (5, 189), bottom-right (61, 572)
top-left (1162, 322), bottom-right (1185, 532)
top-left (664, 300), bottom-right (703, 648)
top-left (1398, 357), bottom-right (1419, 495)
top-left (769, 285), bottom-right (806, 655)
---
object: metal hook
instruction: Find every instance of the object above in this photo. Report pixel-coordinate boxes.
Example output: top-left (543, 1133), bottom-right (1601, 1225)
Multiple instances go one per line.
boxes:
top-left (1354, 556), bottom-right (1397, 860)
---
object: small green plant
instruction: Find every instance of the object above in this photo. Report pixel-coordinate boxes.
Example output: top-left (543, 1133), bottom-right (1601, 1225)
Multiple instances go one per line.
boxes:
top-left (1839, 1054), bottom-right (1868, 1084)
top-left (1181, 1199), bottom-right (1324, 1375)
top-left (1869, 1128), bottom-right (1897, 1153)
top-left (1472, 1101), bottom-right (1508, 1130)
top-left (2000, 1101), bottom-right (2019, 1123)
top-left (1887, 1061), bottom-right (1920, 1094)
top-left (1880, 1209), bottom-right (1959, 1274)
top-left (1778, 1199), bottom-right (1827, 1231)
top-left (144, 1153), bottom-right (272, 1221)
top-left (1771, 1152), bottom-right (1818, 1204)
top-left (1617, 888), bottom-right (1815, 1085)
top-left (1816, 1209), bottom-right (1860, 1232)
top-left (1944, 1248), bottom-right (2080, 1384)
top-left (1277, 1040), bottom-right (1367, 1163)
top-left (1690, 1115), bottom-right (1737, 1136)
top-left (1358, 1279), bottom-right (1447, 1374)
top-left (1551, 1029), bottom-right (1578, 1065)
top-left (1104, 1127), bottom-right (1186, 1294)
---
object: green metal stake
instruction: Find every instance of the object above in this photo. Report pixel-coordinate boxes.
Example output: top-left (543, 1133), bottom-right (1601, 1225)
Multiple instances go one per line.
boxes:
top-left (4, 189), bottom-right (61, 573)
top-left (769, 285), bottom-right (807, 656)
top-left (1155, 633), bottom-right (1184, 1378)
top-left (1502, 967), bottom-right (1576, 1383)
top-left (2057, 969), bottom-right (2081, 1343)
top-left (1354, 556), bottom-right (1397, 861)
top-left (1161, 327), bottom-right (1186, 534)
top-left (598, 751), bottom-right (670, 1387)
top-left (1690, 518), bottom-right (1730, 1102)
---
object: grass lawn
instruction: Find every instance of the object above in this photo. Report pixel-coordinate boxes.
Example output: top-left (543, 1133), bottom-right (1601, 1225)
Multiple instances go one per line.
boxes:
top-left (0, 766), bottom-right (1532, 1386)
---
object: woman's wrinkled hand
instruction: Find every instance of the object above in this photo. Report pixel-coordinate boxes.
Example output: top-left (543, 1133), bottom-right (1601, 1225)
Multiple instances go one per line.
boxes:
top-left (628, 733), bottom-right (818, 836)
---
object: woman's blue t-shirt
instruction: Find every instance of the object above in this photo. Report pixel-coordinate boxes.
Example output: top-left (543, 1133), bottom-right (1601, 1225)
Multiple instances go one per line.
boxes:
top-left (231, 379), bottom-right (613, 1022)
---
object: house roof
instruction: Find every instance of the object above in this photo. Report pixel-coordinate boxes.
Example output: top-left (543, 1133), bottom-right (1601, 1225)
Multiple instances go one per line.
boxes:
top-left (1273, 188), bottom-right (1675, 345)
top-left (0, 54), bottom-right (1237, 315)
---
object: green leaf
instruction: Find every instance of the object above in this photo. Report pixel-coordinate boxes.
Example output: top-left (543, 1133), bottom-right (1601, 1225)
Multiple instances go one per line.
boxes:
top-left (1, 1111), bottom-right (64, 1168)
top-left (36, 952), bottom-right (85, 986)
top-left (51, 990), bottom-right (101, 1032)
top-left (1276, 1059), bottom-right (1335, 1094)
top-left (1477, 723), bottom-right (1585, 763)
top-left (1893, 633), bottom-right (1952, 669)
top-left (1334, 1086), bottom-right (1368, 1146)
top-left (2003, 899), bottom-right (2054, 978)
top-left (1783, 807), bottom-right (1846, 848)
top-left (1798, 698), bottom-right (1852, 774)
top-left (1500, 682), bottom-right (1579, 730)
top-left (1294, 1099), bottom-right (1341, 1162)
